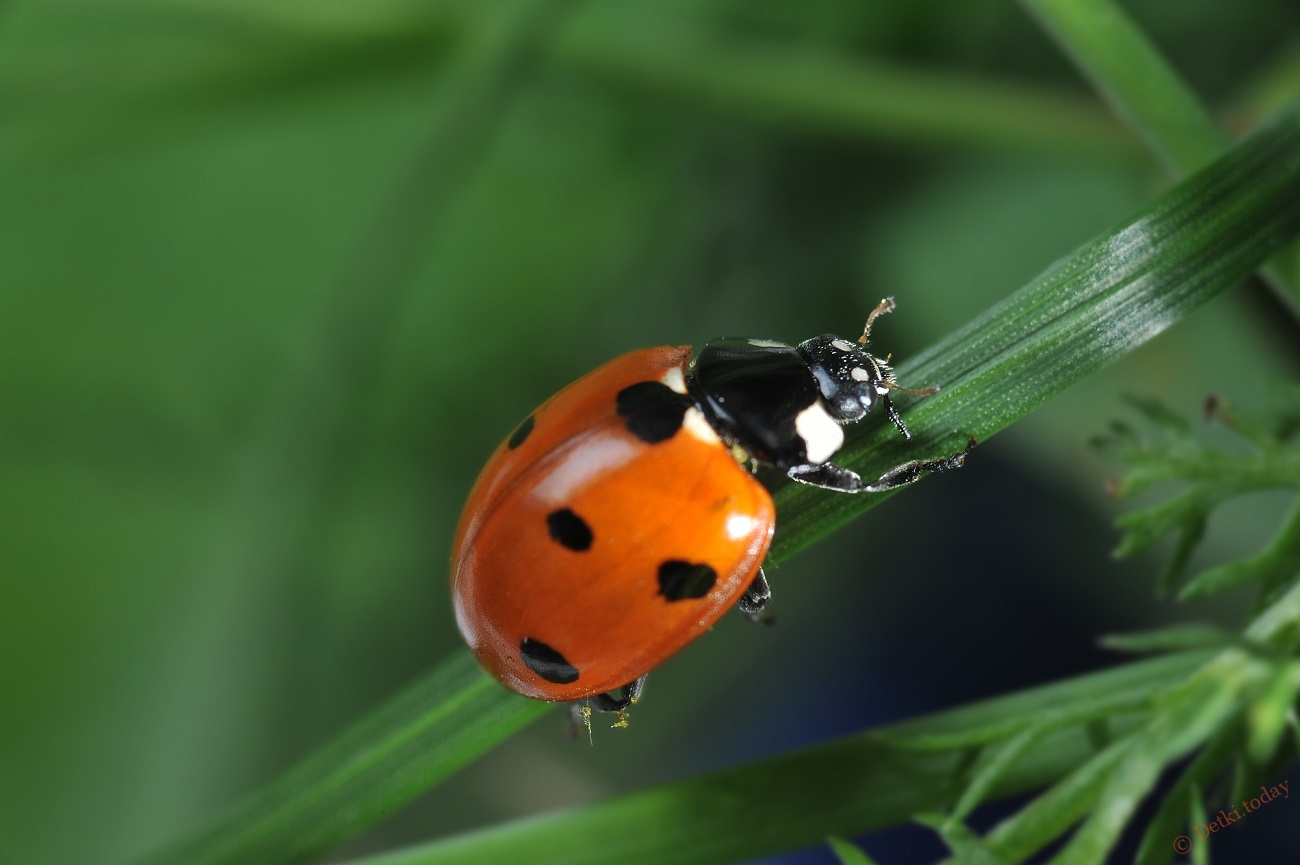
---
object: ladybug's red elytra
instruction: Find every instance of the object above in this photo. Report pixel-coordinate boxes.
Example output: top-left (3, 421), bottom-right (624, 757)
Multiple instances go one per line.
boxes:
top-left (451, 298), bottom-right (970, 723)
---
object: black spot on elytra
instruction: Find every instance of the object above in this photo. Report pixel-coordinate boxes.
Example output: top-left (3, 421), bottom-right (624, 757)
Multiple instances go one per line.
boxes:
top-left (616, 381), bottom-right (692, 444)
top-left (520, 638), bottom-right (579, 684)
top-left (658, 559), bottom-right (718, 601)
top-left (547, 508), bottom-right (593, 551)
top-left (507, 415), bottom-right (534, 449)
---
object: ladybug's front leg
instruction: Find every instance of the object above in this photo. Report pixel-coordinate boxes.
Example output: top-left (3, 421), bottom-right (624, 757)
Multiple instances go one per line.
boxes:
top-left (787, 437), bottom-right (974, 493)
top-left (856, 436), bottom-right (974, 492)
top-left (785, 461), bottom-right (866, 492)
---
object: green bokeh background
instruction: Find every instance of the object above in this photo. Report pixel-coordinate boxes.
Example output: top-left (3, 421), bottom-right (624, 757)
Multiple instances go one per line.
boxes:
top-left (3, 2), bottom-right (1299, 863)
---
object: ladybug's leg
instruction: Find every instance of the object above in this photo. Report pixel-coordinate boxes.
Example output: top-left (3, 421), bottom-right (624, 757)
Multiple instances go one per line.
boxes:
top-left (589, 676), bottom-right (646, 713)
top-left (737, 567), bottom-right (772, 623)
top-left (859, 437), bottom-right (974, 492)
top-left (567, 676), bottom-right (647, 737)
top-left (787, 437), bottom-right (974, 493)
top-left (786, 461), bottom-right (867, 492)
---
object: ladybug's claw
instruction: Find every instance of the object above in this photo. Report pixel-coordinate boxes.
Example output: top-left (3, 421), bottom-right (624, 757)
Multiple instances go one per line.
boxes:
top-left (737, 567), bottom-right (773, 624)
top-left (587, 676), bottom-right (646, 714)
top-left (567, 677), bottom-right (646, 739)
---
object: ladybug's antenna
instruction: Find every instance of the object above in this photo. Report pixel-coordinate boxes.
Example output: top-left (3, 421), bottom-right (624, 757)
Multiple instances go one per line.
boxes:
top-left (882, 379), bottom-right (939, 398)
top-left (857, 296), bottom-right (896, 346)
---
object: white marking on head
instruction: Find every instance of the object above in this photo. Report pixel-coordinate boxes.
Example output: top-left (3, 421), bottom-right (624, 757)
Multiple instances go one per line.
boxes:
top-left (683, 406), bottom-right (721, 445)
top-left (850, 367), bottom-right (870, 382)
top-left (661, 366), bottom-right (688, 394)
top-left (795, 403), bottom-right (844, 465)
top-left (747, 338), bottom-right (788, 348)
top-left (831, 339), bottom-right (856, 352)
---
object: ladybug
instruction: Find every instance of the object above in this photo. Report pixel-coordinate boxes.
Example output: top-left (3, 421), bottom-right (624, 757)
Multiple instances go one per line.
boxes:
top-left (451, 299), bottom-right (970, 722)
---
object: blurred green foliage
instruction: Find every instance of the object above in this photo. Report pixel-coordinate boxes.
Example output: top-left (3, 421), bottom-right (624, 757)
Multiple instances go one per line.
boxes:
top-left (2, 1), bottom-right (1299, 865)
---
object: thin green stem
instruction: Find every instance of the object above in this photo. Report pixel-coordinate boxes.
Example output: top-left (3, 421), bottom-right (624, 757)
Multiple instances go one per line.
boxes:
top-left (1018, 0), bottom-right (1227, 175)
top-left (345, 653), bottom-right (1213, 865)
top-left (1019, 0), bottom-right (1300, 321)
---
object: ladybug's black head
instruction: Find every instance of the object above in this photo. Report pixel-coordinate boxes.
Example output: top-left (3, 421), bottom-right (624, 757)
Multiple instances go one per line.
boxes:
top-left (797, 334), bottom-right (922, 439)
top-left (796, 335), bottom-right (891, 422)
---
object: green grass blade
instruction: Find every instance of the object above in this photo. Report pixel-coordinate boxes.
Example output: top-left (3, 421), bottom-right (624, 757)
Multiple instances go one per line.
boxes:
top-left (1018, 0), bottom-right (1227, 175)
top-left (770, 104), bottom-right (1300, 561)
top-left (1099, 624), bottom-right (1236, 654)
top-left (1133, 722), bottom-right (1240, 865)
top-left (1243, 577), bottom-right (1300, 646)
top-left (1047, 642), bottom-right (1266, 865)
top-left (914, 813), bottom-right (1010, 865)
top-left (1048, 738), bottom-right (1159, 865)
top-left (1018, 0), bottom-right (1300, 319)
top-left (1188, 786), bottom-right (1210, 865)
top-left (827, 836), bottom-right (882, 865)
top-left (551, 7), bottom-right (1141, 160)
top-left (1180, 496), bottom-right (1300, 599)
top-left (136, 106), bottom-right (1300, 865)
top-left (135, 652), bottom-right (550, 865)
top-left (945, 723), bottom-right (1049, 829)
top-left (975, 737), bottom-right (1133, 864)
top-left (4, 3), bottom-right (1138, 163)
top-left (342, 653), bottom-right (1210, 865)
top-left (873, 650), bottom-right (1210, 752)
